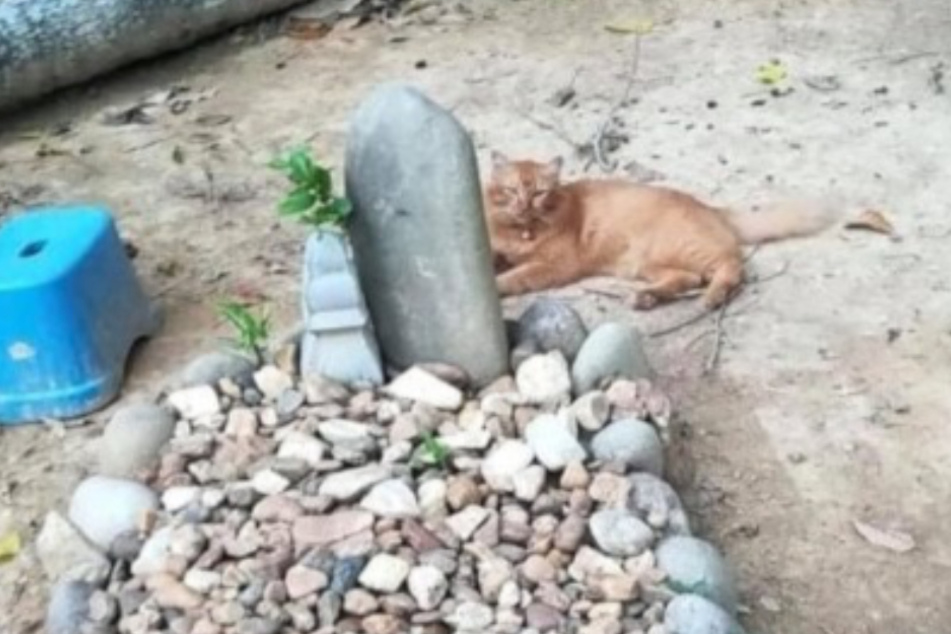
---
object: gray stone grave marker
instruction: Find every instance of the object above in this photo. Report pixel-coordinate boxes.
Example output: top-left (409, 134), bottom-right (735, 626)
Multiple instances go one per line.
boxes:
top-left (345, 83), bottom-right (508, 386)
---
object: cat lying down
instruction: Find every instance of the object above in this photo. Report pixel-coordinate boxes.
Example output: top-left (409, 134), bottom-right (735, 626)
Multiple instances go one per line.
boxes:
top-left (484, 151), bottom-right (835, 309)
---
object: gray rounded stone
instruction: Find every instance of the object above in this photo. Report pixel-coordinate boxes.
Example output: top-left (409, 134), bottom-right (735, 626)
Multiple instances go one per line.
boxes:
top-left (99, 404), bottom-right (175, 477)
top-left (657, 537), bottom-right (738, 614)
top-left (570, 322), bottom-right (651, 394)
top-left (180, 350), bottom-right (256, 388)
top-left (515, 299), bottom-right (588, 362)
top-left (588, 509), bottom-right (654, 557)
top-left (346, 83), bottom-right (508, 386)
top-left (68, 476), bottom-right (159, 550)
top-left (627, 472), bottom-right (691, 536)
top-left (665, 594), bottom-right (746, 634)
top-left (591, 418), bottom-right (664, 476)
top-left (46, 580), bottom-right (95, 634)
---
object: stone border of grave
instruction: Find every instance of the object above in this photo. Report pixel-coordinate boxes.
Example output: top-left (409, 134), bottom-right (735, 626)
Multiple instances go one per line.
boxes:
top-left (41, 300), bottom-right (748, 634)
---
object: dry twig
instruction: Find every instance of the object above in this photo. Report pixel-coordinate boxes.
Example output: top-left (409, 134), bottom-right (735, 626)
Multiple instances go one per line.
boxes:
top-left (704, 300), bottom-right (730, 373)
top-left (588, 33), bottom-right (643, 172)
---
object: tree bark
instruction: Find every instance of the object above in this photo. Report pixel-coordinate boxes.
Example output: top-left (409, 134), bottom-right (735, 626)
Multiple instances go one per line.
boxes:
top-left (0, 0), bottom-right (309, 113)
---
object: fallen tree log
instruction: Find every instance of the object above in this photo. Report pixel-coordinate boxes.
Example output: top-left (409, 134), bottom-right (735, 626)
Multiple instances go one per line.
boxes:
top-left (0, 0), bottom-right (309, 114)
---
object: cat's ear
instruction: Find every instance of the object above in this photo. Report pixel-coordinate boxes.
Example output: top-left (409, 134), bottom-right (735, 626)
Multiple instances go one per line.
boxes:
top-left (490, 150), bottom-right (510, 171)
top-left (542, 156), bottom-right (564, 179)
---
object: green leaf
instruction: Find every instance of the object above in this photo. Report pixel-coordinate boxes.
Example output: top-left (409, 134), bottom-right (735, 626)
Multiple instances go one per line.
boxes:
top-left (288, 150), bottom-right (313, 184)
top-left (329, 197), bottom-right (353, 220)
top-left (312, 164), bottom-right (333, 200)
top-left (279, 189), bottom-right (317, 215)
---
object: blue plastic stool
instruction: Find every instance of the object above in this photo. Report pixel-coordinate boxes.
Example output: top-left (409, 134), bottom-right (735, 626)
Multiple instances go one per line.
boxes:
top-left (0, 206), bottom-right (160, 424)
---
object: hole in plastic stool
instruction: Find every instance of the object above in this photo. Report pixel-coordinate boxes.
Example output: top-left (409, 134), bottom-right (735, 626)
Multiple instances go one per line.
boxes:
top-left (19, 240), bottom-right (47, 258)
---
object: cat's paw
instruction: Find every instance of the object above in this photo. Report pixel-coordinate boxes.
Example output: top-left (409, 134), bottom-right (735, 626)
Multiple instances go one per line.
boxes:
top-left (633, 292), bottom-right (659, 310)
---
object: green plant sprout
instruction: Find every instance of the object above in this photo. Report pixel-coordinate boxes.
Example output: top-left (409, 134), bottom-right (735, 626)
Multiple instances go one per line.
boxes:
top-left (218, 300), bottom-right (270, 363)
top-left (269, 147), bottom-right (352, 230)
top-left (416, 431), bottom-right (450, 470)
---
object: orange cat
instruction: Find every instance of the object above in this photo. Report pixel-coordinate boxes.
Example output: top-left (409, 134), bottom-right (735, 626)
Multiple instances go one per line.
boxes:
top-left (484, 152), bottom-right (833, 309)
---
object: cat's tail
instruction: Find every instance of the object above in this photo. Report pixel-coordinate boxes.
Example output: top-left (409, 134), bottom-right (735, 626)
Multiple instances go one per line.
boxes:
top-left (722, 201), bottom-right (838, 245)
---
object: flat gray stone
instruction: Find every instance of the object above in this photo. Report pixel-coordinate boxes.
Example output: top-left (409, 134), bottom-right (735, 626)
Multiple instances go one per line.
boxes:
top-left (346, 83), bottom-right (507, 386)
top-left (99, 403), bottom-right (175, 477)
top-left (657, 536), bottom-right (738, 614)
top-left (588, 509), bottom-right (655, 557)
top-left (180, 350), bottom-right (256, 388)
top-left (68, 476), bottom-right (158, 550)
top-left (524, 413), bottom-right (586, 471)
top-left (35, 512), bottom-right (110, 584)
top-left (591, 418), bottom-right (664, 476)
top-left (46, 580), bottom-right (95, 634)
top-left (571, 322), bottom-right (651, 394)
top-left (665, 594), bottom-right (746, 634)
top-left (627, 472), bottom-right (691, 536)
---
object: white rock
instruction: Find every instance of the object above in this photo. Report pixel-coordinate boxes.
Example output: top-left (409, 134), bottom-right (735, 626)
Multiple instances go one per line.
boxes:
top-left (407, 565), bottom-right (449, 610)
top-left (418, 479), bottom-right (448, 519)
top-left (167, 385), bottom-right (221, 419)
top-left (589, 509), bottom-right (655, 557)
top-left (253, 365), bottom-right (294, 400)
top-left (570, 391), bottom-right (610, 431)
top-left (68, 476), bottom-right (158, 550)
top-left (481, 441), bottom-right (534, 493)
top-left (225, 408), bottom-right (258, 437)
top-left (447, 601), bottom-right (495, 630)
top-left (497, 580), bottom-right (521, 609)
top-left (386, 367), bottom-right (464, 410)
top-left (382, 441), bottom-right (413, 464)
top-left (161, 486), bottom-right (202, 512)
top-left (446, 505), bottom-right (490, 540)
top-left (359, 553), bottom-right (411, 593)
top-left (132, 527), bottom-right (173, 577)
top-left (441, 428), bottom-right (492, 451)
top-left (320, 465), bottom-right (391, 502)
top-left (512, 465), bottom-right (547, 502)
top-left (568, 546), bottom-right (624, 582)
top-left (516, 352), bottom-right (572, 404)
top-left (318, 419), bottom-right (376, 453)
top-left (252, 469), bottom-right (291, 496)
top-left (524, 413), bottom-right (587, 471)
top-left (183, 569), bottom-right (222, 594)
top-left (277, 431), bottom-right (327, 466)
top-left (36, 512), bottom-right (110, 584)
top-left (360, 479), bottom-right (420, 518)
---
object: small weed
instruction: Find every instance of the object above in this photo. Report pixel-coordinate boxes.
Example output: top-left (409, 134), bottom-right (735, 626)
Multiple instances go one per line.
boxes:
top-left (269, 147), bottom-right (352, 230)
top-left (218, 300), bottom-right (270, 363)
top-left (415, 431), bottom-right (450, 470)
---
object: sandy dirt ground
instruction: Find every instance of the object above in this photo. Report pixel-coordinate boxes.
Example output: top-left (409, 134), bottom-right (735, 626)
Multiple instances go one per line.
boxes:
top-left (2, 0), bottom-right (950, 632)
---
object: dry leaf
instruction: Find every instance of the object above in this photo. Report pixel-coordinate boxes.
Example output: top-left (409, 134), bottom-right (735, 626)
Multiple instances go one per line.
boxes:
top-left (0, 531), bottom-right (21, 564)
top-left (845, 209), bottom-right (895, 236)
top-left (852, 519), bottom-right (915, 553)
top-left (605, 19), bottom-right (654, 35)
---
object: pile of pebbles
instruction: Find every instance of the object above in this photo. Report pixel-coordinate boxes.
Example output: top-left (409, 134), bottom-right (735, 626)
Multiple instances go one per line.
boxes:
top-left (41, 311), bottom-right (746, 634)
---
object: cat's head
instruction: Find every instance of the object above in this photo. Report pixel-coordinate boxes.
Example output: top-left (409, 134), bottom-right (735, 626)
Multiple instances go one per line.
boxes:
top-left (486, 151), bottom-right (564, 225)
